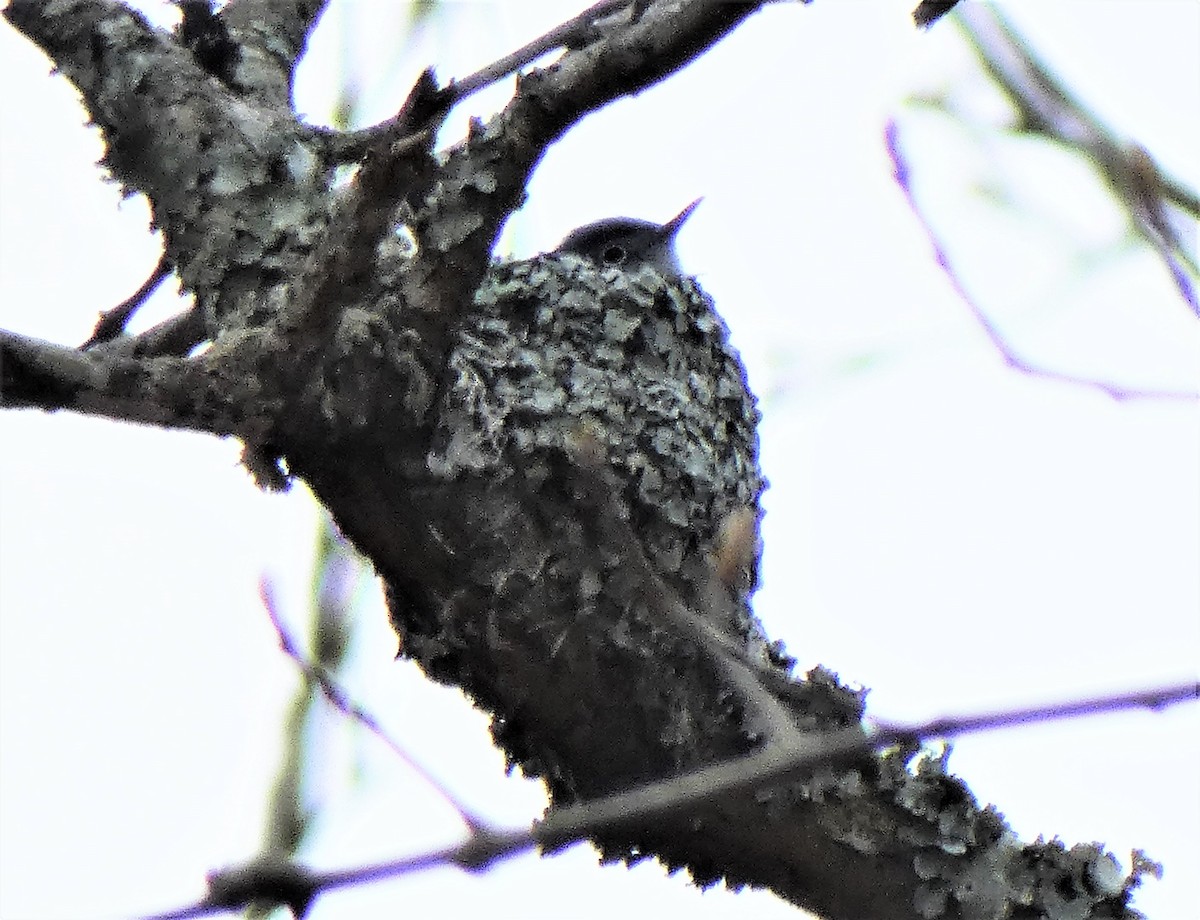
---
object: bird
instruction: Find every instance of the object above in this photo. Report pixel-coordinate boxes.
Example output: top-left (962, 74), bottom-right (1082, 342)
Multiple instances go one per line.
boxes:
top-left (422, 199), bottom-right (780, 663)
top-left (553, 198), bottom-right (702, 278)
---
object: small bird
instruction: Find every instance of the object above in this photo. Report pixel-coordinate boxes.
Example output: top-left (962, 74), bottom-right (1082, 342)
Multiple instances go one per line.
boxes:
top-left (394, 200), bottom-right (792, 830)
top-left (423, 198), bottom-right (775, 655)
top-left (553, 198), bottom-right (702, 278)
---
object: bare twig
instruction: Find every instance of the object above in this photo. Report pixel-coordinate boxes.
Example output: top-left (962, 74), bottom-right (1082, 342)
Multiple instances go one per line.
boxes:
top-left (315, 0), bottom-right (636, 163)
top-left (80, 254), bottom-right (173, 350)
top-left (140, 681), bottom-right (1198, 920)
top-left (956, 5), bottom-right (1199, 314)
top-left (885, 120), bottom-right (1199, 402)
top-left (913, 1), bottom-right (960, 29)
top-left (444, 0), bottom-right (632, 104)
top-left (257, 576), bottom-right (488, 833)
top-left (87, 305), bottom-right (208, 360)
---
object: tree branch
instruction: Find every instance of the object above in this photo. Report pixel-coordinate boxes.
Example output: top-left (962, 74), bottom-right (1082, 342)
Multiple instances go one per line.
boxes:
top-left (143, 681), bottom-right (1195, 920)
top-left (956, 4), bottom-right (1199, 314)
top-left (220, 0), bottom-right (328, 108)
top-left (1, 327), bottom-right (281, 440)
top-left (80, 253), bottom-right (174, 350)
top-left (885, 121), bottom-right (1200, 402)
top-left (3, 3), bottom-right (1174, 919)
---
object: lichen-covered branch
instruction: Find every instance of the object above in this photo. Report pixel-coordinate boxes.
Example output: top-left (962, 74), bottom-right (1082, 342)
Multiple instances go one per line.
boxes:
top-left (1, 327), bottom-right (281, 439)
top-left (0, 2), bottom-right (1161, 919)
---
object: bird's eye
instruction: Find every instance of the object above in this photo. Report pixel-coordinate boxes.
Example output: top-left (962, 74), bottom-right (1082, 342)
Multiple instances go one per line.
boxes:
top-left (602, 245), bottom-right (626, 265)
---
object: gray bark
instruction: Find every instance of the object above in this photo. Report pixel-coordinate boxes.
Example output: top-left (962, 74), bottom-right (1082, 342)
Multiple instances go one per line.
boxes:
top-left (0, 3), bottom-right (1148, 919)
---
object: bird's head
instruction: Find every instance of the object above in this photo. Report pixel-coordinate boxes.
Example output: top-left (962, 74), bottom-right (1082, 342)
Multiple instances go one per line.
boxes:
top-left (553, 198), bottom-right (702, 278)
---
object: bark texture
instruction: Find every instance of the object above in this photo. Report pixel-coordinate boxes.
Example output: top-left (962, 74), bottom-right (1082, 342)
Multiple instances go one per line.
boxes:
top-left (0, 3), bottom-right (1149, 919)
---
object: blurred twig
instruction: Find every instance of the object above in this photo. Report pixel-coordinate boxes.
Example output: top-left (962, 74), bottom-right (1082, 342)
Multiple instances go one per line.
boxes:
top-left (956, 5), bottom-right (1198, 315)
top-left (886, 120), bottom-right (1198, 401)
top-left (254, 517), bottom-right (369, 907)
top-left (259, 569), bottom-right (485, 832)
top-left (913, 0), bottom-right (960, 29)
top-left (142, 680), bottom-right (1197, 920)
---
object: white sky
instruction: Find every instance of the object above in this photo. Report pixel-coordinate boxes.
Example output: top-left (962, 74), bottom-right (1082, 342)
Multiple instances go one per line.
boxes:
top-left (1, 2), bottom-right (1197, 919)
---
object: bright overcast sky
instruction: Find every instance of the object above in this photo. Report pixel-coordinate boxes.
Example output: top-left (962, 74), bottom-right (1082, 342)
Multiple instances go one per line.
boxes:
top-left (1, 2), bottom-right (1197, 919)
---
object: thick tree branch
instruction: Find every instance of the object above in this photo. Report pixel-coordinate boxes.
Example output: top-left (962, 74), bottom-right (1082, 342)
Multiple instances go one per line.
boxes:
top-left (1, 327), bottom-right (281, 440)
top-left (2, 3), bottom-right (1169, 919)
top-left (5, 0), bottom-right (332, 353)
top-left (220, 0), bottom-right (327, 107)
top-left (381, 0), bottom-right (771, 367)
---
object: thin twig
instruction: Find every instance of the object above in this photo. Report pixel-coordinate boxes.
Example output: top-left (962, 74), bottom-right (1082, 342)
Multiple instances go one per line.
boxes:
top-left (445, 0), bottom-right (632, 103)
top-left (140, 680), bottom-right (1198, 920)
top-left (87, 305), bottom-right (208, 360)
top-left (316, 0), bottom-right (635, 163)
top-left (956, 5), bottom-right (1199, 313)
top-left (80, 253), bottom-right (173, 350)
top-left (885, 120), bottom-right (1199, 402)
top-left (257, 577), bottom-right (488, 833)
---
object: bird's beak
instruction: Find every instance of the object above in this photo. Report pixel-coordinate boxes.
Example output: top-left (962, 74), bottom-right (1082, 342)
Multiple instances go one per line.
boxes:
top-left (663, 197), bottom-right (703, 239)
